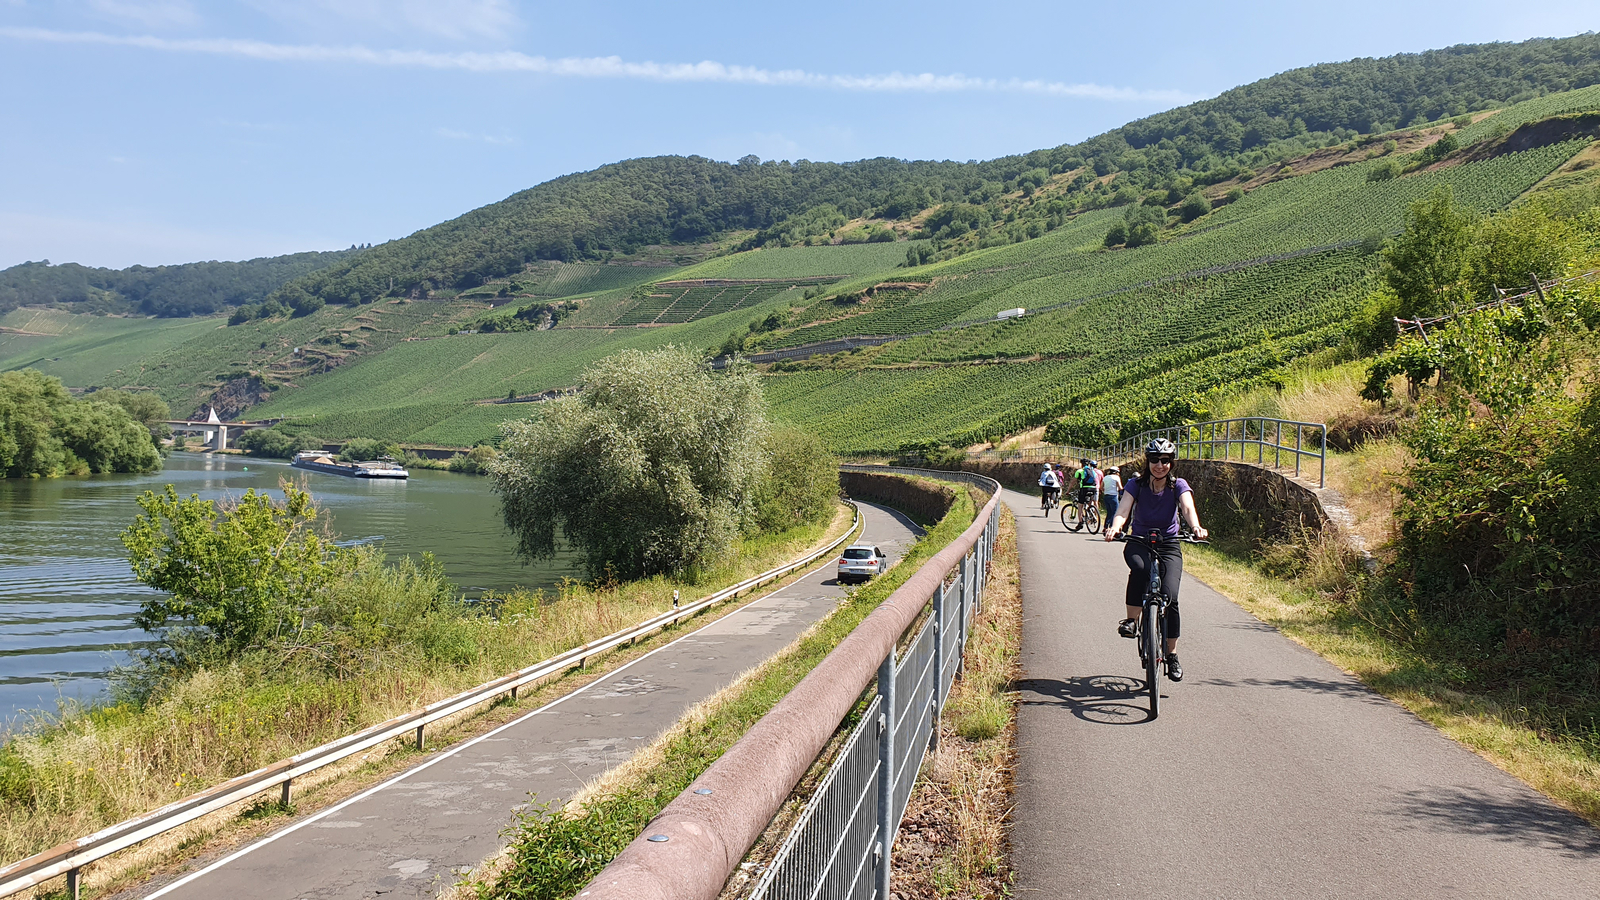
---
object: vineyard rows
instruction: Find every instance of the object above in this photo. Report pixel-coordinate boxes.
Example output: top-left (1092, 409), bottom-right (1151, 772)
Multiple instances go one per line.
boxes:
top-left (667, 241), bottom-right (917, 281)
top-left (1455, 85), bottom-right (1600, 144)
top-left (608, 280), bottom-right (821, 326)
top-left (762, 141), bottom-right (1581, 354)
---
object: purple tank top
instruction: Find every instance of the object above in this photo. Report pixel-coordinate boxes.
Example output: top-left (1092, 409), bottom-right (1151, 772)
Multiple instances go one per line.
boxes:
top-left (1126, 475), bottom-right (1191, 538)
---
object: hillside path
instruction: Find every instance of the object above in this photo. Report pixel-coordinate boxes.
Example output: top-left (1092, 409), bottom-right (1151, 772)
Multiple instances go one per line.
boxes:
top-left (138, 502), bottom-right (922, 900)
top-left (1001, 488), bottom-right (1600, 898)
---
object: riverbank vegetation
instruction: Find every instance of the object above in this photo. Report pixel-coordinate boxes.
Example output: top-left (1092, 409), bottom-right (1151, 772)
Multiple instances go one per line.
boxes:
top-left (465, 481), bottom-right (982, 900)
top-left (1, 369), bottom-right (165, 477)
top-left (0, 493), bottom-right (850, 873)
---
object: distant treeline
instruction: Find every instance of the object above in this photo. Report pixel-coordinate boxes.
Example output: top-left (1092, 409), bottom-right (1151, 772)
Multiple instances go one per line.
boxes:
top-left (268, 34), bottom-right (1600, 307)
top-left (0, 247), bottom-right (365, 317)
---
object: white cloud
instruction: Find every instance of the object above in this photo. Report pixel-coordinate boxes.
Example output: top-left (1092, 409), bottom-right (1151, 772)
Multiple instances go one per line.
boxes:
top-left (87, 0), bottom-right (198, 29)
top-left (0, 26), bottom-right (1203, 104)
top-left (245, 0), bottom-right (520, 42)
top-left (435, 127), bottom-right (514, 144)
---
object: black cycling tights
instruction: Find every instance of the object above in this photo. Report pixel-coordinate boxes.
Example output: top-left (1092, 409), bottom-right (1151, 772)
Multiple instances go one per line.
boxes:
top-left (1123, 539), bottom-right (1183, 640)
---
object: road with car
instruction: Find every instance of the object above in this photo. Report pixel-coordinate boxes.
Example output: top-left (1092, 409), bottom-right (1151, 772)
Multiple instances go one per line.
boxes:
top-left (135, 503), bottom-right (921, 900)
top-left (1001, 487), bottom-right (1599, 898)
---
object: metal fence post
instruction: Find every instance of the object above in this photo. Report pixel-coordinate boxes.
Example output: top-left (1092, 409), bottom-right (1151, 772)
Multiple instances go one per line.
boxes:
top-left (1295, 426), bottom-right (1303, 480)
top-left (876, 653), bottom-right (897, 900)
top-left (1319, 424), bottom-right (1326, 488)
top-left (932, 582), bottom-right (945, 741)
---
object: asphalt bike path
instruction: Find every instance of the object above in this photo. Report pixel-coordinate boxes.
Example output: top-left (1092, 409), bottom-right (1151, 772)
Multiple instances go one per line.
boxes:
top-left (1002, 488), bottom-right (1599, 898)
top-left (140, 502), bottom-right (923, 900)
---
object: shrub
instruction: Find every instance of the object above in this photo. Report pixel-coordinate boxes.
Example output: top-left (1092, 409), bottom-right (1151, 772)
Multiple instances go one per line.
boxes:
top-left (492, 347), bottom-right (771, 579)
top-left (1178, 192), bottom-right (1212, 222)
top-left (338, 438), bottom-right (400, 462)
top-left (122, 484), bottom-right (353, 654)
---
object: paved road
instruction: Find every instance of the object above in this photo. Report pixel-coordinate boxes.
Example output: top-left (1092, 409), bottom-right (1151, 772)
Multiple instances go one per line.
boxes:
top-left (1003, 489), bottom-right (1600, 898)
top-left (141, 503), bottom-right (922, 900)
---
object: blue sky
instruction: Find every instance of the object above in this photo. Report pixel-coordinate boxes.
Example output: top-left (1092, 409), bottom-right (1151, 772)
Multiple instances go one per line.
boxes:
top-left (1, 1), bottom-right (1595, 269)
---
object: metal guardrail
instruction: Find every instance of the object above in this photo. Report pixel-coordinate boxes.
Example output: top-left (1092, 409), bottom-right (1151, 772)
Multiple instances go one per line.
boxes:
top-left (0, 507), bottom-right (863, 900)
top-left (576, 467), bottom-right (1002, 900)
top-left (972, 416), bottom-right (1327, 488)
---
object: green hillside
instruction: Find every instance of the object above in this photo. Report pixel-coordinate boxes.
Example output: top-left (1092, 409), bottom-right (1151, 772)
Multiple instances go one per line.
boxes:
top-left (246, 297), bottom-right (794, 444)
top-left (0, 248), bottom-right (362, 317)
top-left (264, 34), bottom-right (1600, 310)
top-left (0, 309), bottom-right (217, 387)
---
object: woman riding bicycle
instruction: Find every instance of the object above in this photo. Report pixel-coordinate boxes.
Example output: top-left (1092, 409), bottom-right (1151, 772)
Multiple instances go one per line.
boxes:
top-left (1103, 438), bottom-right (1208, 682)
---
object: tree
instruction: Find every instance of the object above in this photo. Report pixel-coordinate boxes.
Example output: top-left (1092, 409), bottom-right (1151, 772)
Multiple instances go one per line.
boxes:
top-left (492, 347), bottom-right (771, 578)
top-left (1178, 192), bottom-right (1212, 222)
top-left (122, 484), bottom-right (352, 653)
top-left (1383, 185), bottom-right (1474, 317)
top-left (0, 370), bottom-right (161, 477)
top-left (96, 389), bottom-right (172, 445)
top-left (753, 425), bottom-right (838, 532)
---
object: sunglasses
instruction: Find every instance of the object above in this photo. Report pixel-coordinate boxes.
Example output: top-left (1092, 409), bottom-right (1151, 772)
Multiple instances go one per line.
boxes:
top-left (1150, 456), bottom-right (1175, 465)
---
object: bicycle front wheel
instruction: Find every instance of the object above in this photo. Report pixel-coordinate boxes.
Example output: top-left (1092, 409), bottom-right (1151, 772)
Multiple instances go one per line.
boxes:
top-left (1061, 502), bottom-right (1081, 531)
top-left (1143, 601), bottom-right (1161, 718)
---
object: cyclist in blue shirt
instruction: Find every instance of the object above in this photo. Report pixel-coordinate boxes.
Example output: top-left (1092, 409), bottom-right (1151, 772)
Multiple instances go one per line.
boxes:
top-left (1103, 438), bottom-right (1208, 682)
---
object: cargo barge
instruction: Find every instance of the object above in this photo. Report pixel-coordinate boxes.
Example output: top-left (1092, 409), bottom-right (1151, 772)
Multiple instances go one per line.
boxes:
top-left (291, 451), bottom-right (409, 479)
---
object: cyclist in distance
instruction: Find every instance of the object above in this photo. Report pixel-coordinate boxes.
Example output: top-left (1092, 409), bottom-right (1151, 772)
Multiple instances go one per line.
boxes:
top-left (1100, 464), bottom-right (1123, 527)
top-left (1104, 438), bottom-right (1208, 682)
top-left (1038, 464), bottom-right (1059, 511)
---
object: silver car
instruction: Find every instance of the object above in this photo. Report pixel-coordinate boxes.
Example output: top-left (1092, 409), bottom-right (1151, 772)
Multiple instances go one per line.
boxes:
top-left (837, 544), bottom-right (888, 584)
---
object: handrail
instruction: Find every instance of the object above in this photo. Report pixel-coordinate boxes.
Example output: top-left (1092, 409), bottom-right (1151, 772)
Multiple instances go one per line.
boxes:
top-left (575, 468), bottom-right (1002, 900)
top-left (0, 507), bottom-right (863, 900)
top-left (970, 415), bottom-right (1327, 488)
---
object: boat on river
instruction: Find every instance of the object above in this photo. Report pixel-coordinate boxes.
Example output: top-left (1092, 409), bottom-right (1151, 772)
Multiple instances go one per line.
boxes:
top-left (291, 451), bottom-right (409, 479)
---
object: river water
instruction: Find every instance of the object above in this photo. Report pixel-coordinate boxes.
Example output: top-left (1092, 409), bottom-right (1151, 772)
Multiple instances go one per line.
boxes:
top-left (0, 453), bottom-right (579, 728)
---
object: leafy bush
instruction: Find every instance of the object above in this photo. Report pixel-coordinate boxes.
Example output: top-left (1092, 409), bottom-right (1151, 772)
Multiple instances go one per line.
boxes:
top-left (493, 347), bottom-right (773, 578)
top-left (1179, 192), bottom-right (1212, 222)
top-left (338, 437), bottom-right (400, 461)
top-left (235, 428), bottom-right (323, 459)
top-left (753, 424), bottom-right (839, 532)
top-left (122, 485), bottom-right (354, 654)
top-left (447, 444), bottom-right (500, 474)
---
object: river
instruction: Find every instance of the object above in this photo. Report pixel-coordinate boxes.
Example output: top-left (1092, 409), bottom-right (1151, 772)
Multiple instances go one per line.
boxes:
top-left (0, 453), bottom-right (579, 729)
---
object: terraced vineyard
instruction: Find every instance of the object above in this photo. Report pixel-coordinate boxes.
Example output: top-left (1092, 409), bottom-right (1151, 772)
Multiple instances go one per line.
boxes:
top-left (668, 242), bottom-right (918, 280)
top-left (608, 279), bottom-right (827, 326)
top-left (0, 309), bottom-right (217, 388)
top-left (767, 139), bottom-right (1583, 350)
top-left (769, 249), bottom-right (1372, 452)
top-left (249, 297), bottom-right (790, 444)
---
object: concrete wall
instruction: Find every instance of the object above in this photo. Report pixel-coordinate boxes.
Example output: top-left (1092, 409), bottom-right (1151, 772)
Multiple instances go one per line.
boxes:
top-left (840, 471), bottom-right (956, 527)
top-left (928, 458), bottom-right (1328, 548)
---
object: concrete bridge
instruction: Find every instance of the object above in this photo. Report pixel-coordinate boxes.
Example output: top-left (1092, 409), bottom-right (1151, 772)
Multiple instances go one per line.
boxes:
top-left (162, 409), bottom-right (267, 451)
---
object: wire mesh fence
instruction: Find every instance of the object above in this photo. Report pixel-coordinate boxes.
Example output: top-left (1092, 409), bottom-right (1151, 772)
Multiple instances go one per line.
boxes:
top-left (749, 497), bottom-right (998, 900)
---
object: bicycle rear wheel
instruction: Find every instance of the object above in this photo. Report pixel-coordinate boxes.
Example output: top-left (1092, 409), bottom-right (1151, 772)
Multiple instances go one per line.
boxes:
top-left (1143, 601), bottom-right (1161, 718)
top-left (1085, 503), bottom-right (1101, 534)
top-left (1062, 502), bottom-right (1082, 531)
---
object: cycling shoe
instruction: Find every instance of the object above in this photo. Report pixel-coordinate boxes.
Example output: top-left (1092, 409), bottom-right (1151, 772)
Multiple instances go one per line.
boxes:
top-left (1165, 653), bottom-right (1183, 682)
top-left (1117, 618), bottom-right (1138, 639)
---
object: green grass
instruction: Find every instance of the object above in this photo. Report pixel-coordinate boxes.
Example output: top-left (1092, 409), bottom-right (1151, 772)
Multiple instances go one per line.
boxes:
top-left (668, 242), bottom-right (918, 281)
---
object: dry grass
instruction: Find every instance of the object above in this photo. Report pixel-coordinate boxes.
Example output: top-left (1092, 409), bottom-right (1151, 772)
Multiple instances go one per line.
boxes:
top-left (2, 506), bottom-right (856, 899)
top-left (891, 507), bottom-right (1019, 899)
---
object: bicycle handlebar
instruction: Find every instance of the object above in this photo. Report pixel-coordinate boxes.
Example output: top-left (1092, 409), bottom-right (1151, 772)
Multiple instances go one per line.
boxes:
top-left (1112, 531), bottom-right (1210, 545)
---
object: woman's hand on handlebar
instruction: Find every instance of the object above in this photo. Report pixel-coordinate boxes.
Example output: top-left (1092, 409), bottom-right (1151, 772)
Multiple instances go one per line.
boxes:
top-left (1191, 525), bottom-right (1209, 541)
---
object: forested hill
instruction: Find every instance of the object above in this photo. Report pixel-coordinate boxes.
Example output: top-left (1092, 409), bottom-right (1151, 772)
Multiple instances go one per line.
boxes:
top-left (0, 247), bottom-right (365, 318)
top-left (273, 33), bottom-right (1600, 309)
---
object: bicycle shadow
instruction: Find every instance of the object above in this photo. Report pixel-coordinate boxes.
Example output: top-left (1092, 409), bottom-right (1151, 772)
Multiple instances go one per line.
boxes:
top-left (1015, 675), bottom-right (1156, 725)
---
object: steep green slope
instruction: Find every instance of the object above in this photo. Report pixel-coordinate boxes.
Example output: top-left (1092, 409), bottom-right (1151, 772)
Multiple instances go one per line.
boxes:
top-left (763, 136), bottom-right (1584, 349)
top-left (269, 35), bottom-right (1600, 309)
top-left (247, 298), bottom-right (792, 445)
top-left (0, 309), bottom-right (217, 386)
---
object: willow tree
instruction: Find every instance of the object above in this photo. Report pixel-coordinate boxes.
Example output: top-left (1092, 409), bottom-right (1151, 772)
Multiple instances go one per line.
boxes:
top-left (491, 347), bottom-right (771, 579)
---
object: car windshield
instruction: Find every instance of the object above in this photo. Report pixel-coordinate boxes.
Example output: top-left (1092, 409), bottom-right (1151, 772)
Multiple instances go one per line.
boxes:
top-left (843, 548), bottom-right (873, 560)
